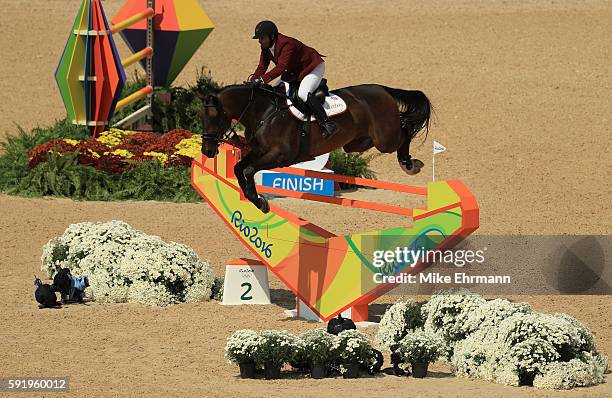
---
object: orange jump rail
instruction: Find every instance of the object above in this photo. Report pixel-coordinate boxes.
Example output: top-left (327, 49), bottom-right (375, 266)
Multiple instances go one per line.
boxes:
top-left (257, 185), bottom-right (414, 216)
top-left (272, 166), bottom-right (427, 195)
top-left (247, 164), bottom-right (428, 216)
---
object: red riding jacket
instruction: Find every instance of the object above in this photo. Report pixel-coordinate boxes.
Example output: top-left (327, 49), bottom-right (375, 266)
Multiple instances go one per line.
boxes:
top-left (252, 33), bottom-right (325, 84)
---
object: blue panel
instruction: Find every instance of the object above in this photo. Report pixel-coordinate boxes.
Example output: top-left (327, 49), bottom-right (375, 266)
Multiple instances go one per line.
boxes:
top-left (119, 29), bottom-right (180, 87)
top-left (261, 172), bottom-right (334, 197)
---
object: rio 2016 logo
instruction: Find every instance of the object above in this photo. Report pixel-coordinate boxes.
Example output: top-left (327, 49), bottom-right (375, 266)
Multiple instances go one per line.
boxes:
top-left (231, 210), bottom-right (273, 258)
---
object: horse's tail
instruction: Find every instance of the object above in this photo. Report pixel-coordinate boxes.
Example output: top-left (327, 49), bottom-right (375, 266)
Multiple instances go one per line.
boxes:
top-left (382, 87), bottom-right (431, 142)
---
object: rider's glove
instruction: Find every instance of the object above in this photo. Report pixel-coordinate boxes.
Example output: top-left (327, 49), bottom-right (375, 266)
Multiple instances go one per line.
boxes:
top-left (250, 76), bottom-right (265, 87)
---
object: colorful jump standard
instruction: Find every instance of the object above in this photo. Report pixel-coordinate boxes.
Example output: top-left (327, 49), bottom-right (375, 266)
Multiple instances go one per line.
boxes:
top-left (55, 0), bottom-right (214, 136)
top-left (192, 145), bottom-right (480, 322)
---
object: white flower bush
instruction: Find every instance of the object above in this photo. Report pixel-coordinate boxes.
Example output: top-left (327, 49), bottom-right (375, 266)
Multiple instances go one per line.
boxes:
top-left (421, 289), bottom-right (486, 348)
top-left (463, 298), bottom-right (531, 335)
top-left (301, 328), bottom-right (336, 366)
top-left (450, 302), bottom-right (607, 389)
top-left (533, 352), bottom-right (607, 389)
top-left (375, 300), bottom-right (423, 350)
top-left (225, 329), bottom-right (261, 364)
top-left (332, 329), bottom-right (374, 366)
top-left (40, 220), bottom-right (215, 306)
top-left (397, 330), bottom-right (447, 365)
top-left (254, 330), bottom-right (301, 367)
top-left (378, 290), bottom-right (608, 389)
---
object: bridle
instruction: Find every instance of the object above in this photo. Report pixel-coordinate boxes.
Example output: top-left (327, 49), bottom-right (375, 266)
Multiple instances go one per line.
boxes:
top-left (201, 89), bottom-right (253, 145)
top-left (201, 82), bottom-right (290, 148)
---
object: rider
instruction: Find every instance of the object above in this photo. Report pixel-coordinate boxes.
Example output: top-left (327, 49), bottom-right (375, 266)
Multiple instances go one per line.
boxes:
top-left (248, 20), bottom-right (338, 138)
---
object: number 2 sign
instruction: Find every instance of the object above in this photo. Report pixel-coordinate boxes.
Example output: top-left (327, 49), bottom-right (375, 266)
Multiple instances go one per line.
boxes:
top-left (222, 258), bottom-right (271, 305)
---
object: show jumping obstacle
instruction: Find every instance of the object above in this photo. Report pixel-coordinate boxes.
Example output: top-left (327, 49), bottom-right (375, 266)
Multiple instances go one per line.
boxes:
top-left (192, 144), bottom-right (479, 322)
top-left (55, 0), bottom-right (214, 136)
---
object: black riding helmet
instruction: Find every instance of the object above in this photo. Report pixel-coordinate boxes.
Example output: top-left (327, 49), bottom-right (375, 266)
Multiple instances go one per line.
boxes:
top-left (252, 20), bottom-right (278, 39)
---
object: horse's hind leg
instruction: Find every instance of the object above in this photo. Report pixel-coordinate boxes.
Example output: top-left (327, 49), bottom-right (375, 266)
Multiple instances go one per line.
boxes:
top-left (397, 139), bottom-right (424, 175)
top-left (343, 136), bottom-right (373, 153)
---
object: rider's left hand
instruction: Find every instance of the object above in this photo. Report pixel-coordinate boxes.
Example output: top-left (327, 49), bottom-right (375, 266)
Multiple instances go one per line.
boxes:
top-left (249, 77), bottom-right (265, 87)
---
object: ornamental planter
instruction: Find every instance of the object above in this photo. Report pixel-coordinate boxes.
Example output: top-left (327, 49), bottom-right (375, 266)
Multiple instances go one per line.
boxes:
top-left (311, 364), bottom-right (327, 379)
top-left (411, 362), bottom-right (429, 378)
top-left (264, 362), bottom-right (282, 380)
top-left (342, 363), bottom-right (360, 379)
top-left (238, 361), bottom-right (256, 379)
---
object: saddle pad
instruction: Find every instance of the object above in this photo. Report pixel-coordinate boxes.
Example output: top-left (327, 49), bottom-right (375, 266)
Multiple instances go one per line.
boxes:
top-left (281, 82), bottom-right (348, 121)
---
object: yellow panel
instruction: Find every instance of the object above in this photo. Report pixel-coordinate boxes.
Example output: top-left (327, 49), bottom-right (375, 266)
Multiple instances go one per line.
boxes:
top-left (175, 0), bottom-right (215, 31)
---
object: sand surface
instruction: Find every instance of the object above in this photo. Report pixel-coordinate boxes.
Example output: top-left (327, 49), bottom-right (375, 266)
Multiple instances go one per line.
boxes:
top-left (0, 0), bottom-right (611, 397)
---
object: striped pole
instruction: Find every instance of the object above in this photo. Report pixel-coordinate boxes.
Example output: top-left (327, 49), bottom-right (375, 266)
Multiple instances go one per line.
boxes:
top-left (110, 8), bottom-right (154, 34)
top-left (115, 85), bottom-right (153, 111)
top-left (121, 47), bottom-right (153, 68)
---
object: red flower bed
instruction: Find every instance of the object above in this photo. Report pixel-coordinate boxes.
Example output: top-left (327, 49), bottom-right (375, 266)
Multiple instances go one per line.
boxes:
top-left (28, 129), bottom-right (199, 173)
top-left (28, 140), bottom-right (83, 169)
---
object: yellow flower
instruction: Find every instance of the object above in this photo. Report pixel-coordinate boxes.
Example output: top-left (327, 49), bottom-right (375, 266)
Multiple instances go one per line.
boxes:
top-left (96, 128), bottom-right (135, 147)
top-left (103, 149), bottom-right (134, 159)
top-left (62, 139), bottom-right (80, 146)
top-left (87, 149), bottom-right (101, 158)
top-left (174, 135), bottom-right (202, 159)
top-left (143, 151), bottom-right (168, 165)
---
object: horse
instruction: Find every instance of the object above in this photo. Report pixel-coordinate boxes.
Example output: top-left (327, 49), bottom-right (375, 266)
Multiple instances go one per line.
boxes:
top-left (198, 83), bottom-right (431, 213)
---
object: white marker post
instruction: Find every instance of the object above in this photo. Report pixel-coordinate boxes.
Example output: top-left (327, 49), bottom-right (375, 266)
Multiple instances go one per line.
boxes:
top-left (433, 140), bottom-right (446, 181)
top-left (222, 258), bottom-right (271, 305)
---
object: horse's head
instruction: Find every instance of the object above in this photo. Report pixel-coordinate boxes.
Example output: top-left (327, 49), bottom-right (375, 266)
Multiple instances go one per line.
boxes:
top-left (199, 93), bottom-right (231, 158)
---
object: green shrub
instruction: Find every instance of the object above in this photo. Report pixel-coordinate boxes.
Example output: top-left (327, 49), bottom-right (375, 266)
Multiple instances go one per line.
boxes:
top-left (1, 149), bottom-right (200, 202)
top-left (111, 67), bottom-right (222, 133)
top-left (328, 150), bottom-right (376, 183)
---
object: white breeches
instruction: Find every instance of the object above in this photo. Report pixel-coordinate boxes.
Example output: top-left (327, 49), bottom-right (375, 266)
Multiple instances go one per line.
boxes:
top-left (298, 62), bottom-right (326, 102)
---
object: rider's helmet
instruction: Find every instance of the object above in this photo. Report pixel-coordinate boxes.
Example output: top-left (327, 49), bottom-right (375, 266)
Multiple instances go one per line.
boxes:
top-left (252, 20), bottom-right (278, 39)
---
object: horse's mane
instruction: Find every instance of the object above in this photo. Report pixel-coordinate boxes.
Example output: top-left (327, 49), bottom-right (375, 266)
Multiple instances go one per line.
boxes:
top-left (217, 84), bottom-right (280, 101)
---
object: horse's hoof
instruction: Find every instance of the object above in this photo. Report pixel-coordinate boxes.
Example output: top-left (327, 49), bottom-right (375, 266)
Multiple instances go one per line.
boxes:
top-left (400, 158), bottom-right (424, 175)
top-left (257, 196), bottom-right (270, 213)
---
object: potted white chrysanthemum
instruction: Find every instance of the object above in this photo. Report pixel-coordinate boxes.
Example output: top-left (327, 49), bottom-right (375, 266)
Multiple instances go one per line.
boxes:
top-left (254, 330), bottom-right (299, 379)
top-left (397, 330), bottom-right (447, 378)
top-left (301, 329), bottom-right (336, 379)
top-left (332, 329), bottom-right (373, 379)
top-left (225, 329), bottom-right (261, 378)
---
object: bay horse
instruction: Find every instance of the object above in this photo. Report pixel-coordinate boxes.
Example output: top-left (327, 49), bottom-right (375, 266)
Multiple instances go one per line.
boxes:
top-left (198, 83), bottom-right (431, 213)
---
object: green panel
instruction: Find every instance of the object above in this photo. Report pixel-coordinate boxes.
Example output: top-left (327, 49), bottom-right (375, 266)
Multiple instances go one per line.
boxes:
top-left (56, 34), bottom-right (78, 121)
top-left (56, 0), bottom-right (88, 122)
top-left (167, 28), bottom-right (212, 85)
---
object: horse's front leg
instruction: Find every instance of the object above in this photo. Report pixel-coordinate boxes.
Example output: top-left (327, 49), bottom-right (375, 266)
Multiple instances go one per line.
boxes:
top-left (241, 149), bottom-right (286, 214)
top-left (234, 154), bottom-right (259, 206)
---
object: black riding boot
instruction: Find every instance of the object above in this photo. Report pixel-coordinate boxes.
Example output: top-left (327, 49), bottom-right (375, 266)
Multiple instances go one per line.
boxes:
top-left (306, 93), bottom-right (337, 138)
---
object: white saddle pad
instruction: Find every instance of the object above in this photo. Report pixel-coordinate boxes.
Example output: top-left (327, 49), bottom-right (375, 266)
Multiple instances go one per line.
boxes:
top-left (281, 82), bottom-right (348, 121)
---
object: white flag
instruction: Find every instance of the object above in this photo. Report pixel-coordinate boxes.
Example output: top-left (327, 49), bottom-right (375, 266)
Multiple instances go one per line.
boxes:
top-left (433, 140), bottom-right (446, 155)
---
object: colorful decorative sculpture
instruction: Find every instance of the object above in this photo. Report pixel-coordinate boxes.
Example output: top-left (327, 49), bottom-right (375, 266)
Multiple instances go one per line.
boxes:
top-left (55, 0), bottom-right (214, 136)
top-left (55, 0), bottom-right (127, 136)
top-left (112, 0), bottom-right (215, 87)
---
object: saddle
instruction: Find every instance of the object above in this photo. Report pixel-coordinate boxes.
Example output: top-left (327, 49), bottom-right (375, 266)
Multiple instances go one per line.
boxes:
top-left (272, 79), bottom-right (347, 164)
top-left (275, 80), bottom-right (348, 122)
